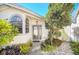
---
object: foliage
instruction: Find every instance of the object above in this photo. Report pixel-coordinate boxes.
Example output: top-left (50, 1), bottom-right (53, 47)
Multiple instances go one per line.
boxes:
top-left (41, 38), bottom-right (63, 52)
top-left (0, 19), bottom-right (12, 35)
top-left (44, 38), bottom-right (63, 46)
top-left (41, 43), bottom-right (55, 52)
top-left (52, 38), bottom-right (63, 46)
top-left (61, 29), bottom-right (69, 41)
top-left (0, 19), bottom-right (19, 47)
top-left (45, 3), bottom-right (74, 44)
top-left (0, 40), bottom-right (32, 55)
top-left (0, 45), bottom-right (20, 55)
top-left (46, 3), bottom-right (74, 29)
top-left (20, 40), bottom-right (32, 54)
top-left (70, 41), bottom-right (79, 55)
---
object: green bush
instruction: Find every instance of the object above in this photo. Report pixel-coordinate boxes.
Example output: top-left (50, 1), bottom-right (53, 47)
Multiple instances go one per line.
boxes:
top-left (0, 19), bottom-right (19, 47)
top-left (41, 40), bottom-right (56, 52)
top-left (41, 38), bottom-right (63, 52)
top-left (44, 38), bottom-right (63, 46)
top-left (70, 41), bottom-right (79, 55)
top-left (41, 43), bottom-right (56, 52)
top-left (20, 40), bottom-right (32, 54)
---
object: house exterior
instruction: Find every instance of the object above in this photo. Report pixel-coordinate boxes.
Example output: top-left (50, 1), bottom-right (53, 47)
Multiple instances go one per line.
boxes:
top-left (0, 4), bottom-right (48, 45)
top-left (64, 8), bottom-right (79, 41)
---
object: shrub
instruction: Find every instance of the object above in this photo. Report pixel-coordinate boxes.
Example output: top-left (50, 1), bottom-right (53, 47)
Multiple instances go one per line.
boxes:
top-left (52, 38), bottom-right (63, 46)
top-left (44, 38), bottom-right (63, 46)
top-left (20, 40), bottom-right (32, 54)
top-left (41, 43), bottom-right (55, 52)
top-left (0, 45), bottom-right (21, 55)
top-left (41, 38), bottom-right (63, 52)
top-left (41, 40), bottom-right (55, 52)
top-left (0, 19), bottom-right (19, 47)
top-left (70, 41), bottom-right (79, 55)
top-left (0, 40), bottom-right (32, 55)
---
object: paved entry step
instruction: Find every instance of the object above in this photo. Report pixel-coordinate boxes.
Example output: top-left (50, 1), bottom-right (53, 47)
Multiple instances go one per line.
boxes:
top-left (31, 42), bottom-right (41, 51)
top-left (29, 42), bottom-right (44, 55)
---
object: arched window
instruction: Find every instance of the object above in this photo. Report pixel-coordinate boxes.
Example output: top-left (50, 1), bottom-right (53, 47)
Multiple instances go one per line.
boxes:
top-left (10, 15), bottom-right (22, 33)
top-left (26, 18), bottom-right (29, 33)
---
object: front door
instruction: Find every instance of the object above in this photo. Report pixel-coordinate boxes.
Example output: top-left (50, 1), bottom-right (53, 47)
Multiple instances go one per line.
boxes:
top-left (33, 25), bottom-right (42, 41)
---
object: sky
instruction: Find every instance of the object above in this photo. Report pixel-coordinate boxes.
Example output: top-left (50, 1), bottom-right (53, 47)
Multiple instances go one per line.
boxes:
top-left (72, 3), bottom-right (79, 19)
top-left (19, 3), bottom-right (79, 16)
top-left (19, 3), bottom-right (49, 16)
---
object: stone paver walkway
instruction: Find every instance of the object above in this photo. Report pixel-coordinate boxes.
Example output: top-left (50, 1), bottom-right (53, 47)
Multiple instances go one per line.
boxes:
top-left (49, 42), bottom-right (74, 55)
top-left (29, 41), bottom-right (74, 55)
top-left (29, 42), bottom-right (44, 55)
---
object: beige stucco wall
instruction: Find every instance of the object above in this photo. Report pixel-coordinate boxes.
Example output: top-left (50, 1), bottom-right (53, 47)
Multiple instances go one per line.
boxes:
top-left (29, 17), bottom-right (48, 41)
top-left (64, 14), bottom-right (79, 41)
top-left (0, 5), bottom-right (48, 45)
top-left (76, 15), bottom-right (79, 25)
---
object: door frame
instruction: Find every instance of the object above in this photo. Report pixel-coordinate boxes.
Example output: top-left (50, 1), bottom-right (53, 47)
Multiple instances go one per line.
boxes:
top-left (32, 25), bottom-right (42, 41)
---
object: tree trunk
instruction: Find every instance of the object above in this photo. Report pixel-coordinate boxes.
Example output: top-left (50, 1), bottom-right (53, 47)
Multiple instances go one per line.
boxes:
top-left (50, 29), bottom-right (53, 45)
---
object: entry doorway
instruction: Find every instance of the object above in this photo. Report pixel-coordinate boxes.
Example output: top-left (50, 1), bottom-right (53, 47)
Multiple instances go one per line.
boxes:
top-left (32, 25), bottom-right (42, 41)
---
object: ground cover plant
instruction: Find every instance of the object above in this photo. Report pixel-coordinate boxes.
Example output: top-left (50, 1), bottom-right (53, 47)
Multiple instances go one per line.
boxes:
top-left (0, 40), bottom-right (32, 55)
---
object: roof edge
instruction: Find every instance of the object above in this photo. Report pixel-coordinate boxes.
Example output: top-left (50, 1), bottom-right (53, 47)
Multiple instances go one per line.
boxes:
top-left (0, 3), bottom-right (44, 19)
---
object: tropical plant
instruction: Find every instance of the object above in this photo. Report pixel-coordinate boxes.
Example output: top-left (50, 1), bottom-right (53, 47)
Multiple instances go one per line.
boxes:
top-left (41, 38), bottom-right (63, 52)
top-left (20, 40), bottom-right (32, 54)
top-left (46, 3), bottom-right (74, 44)
top-left (41, 43), bottom-right (55, 52)
top-left (0, 19), bottom-right (19, 47)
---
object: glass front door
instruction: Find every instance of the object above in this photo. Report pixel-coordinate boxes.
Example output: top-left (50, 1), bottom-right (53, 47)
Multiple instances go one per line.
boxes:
top-left (33, 25), bottom-right (42, 41)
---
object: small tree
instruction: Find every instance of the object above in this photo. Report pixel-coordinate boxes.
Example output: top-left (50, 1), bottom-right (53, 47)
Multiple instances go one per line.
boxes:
top-left (46, 3), bottom-right (74, 44)
top-left (0, 19), bottom-right (19, 47)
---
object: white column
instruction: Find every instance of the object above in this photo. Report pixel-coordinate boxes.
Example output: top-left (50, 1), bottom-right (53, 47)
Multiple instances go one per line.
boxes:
top-left (22, 18), bottom-right (26, 34)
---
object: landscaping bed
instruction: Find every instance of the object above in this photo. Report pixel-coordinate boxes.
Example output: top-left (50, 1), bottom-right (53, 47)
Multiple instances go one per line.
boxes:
top-left (0, 40), bottom-right (32, 55)
top-left (41, 38), bottom-right (63, 52)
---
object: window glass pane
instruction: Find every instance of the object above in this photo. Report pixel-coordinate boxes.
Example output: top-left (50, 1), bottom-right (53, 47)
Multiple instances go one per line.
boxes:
top-left (26, 18), bottom-right (29, 33)
top-left (10, 15), bottom-right (22, 33)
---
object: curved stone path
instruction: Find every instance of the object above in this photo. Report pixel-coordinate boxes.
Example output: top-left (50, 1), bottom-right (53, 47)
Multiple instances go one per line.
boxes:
top-left (29, 42), bottom-right (74, 55)
top-left (49, 42), bottom-right (74, 55)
